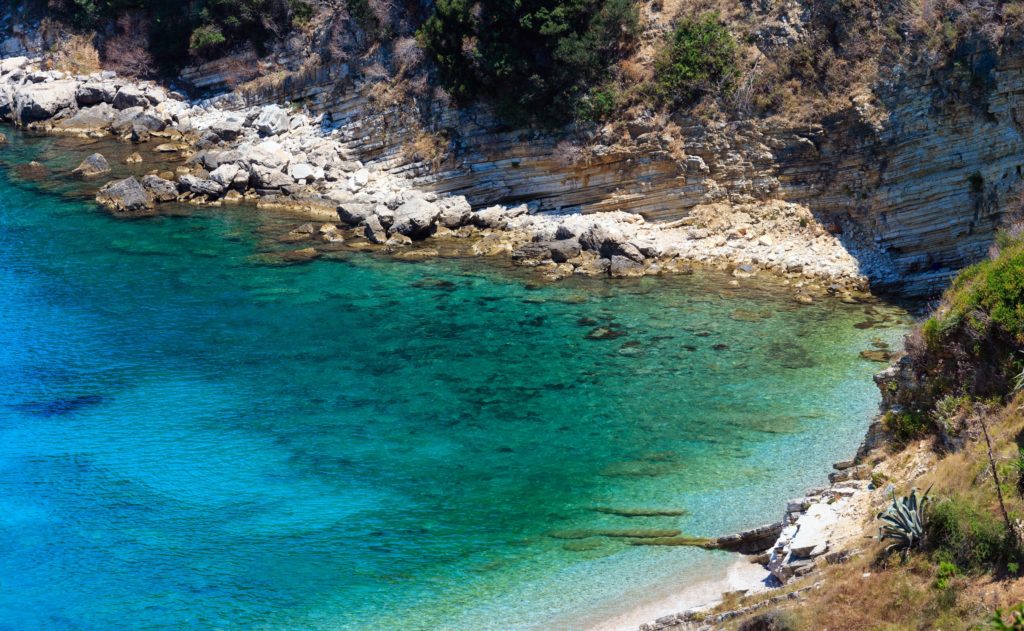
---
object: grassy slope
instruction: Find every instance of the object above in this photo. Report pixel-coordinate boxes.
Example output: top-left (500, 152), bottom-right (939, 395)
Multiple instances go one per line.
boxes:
top-left (701, 235), bottom-right (1024, 629)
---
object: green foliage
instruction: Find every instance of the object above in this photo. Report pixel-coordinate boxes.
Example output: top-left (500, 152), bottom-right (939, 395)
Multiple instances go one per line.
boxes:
top-left (928, 496), bottom-right (1012, 572)
top-left (992, 603), bottom-right (1024, 630)
top-left (1013, 447), bottom-right (1024, 499)
top-left (189, 24), bottom-right (227, 55)
top-left (877, 487), bottom-right (931, 558)
top-left (934, 560), bottom-right (959, 589)
top-left (883, 410), bottom-right (929, 442)
top-left (418, 0), bottom-right (640, 125)
top-left (934, 237), bottom-right (1024, 346)
top-left (575, 87), bottom-right (619, 122)
top-left (289, 0), bottom-right (314, 25)
top-left (652, 13), bottom-right (737, 109)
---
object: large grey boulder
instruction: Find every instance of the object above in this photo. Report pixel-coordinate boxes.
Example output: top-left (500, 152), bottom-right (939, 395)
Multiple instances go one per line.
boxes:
top-left (199, 149), bottom-right (243, 170)
top-left (0, 56), bottom-right (29, 75)
top-left (140, 175), bottom-right (179, 202)
top-left (56, 103), bottom-right (116, 134)
top-left (0, 84), bottom-right (14, 120)
top-left (609, 255), bottom-right (645, 277)
top-left (438, 196), bottom-right (472, 229)
top-left (110, 107), bottom-right (165, 134)
top-left (249, 140), bottom-right (291, 169)
top-left (178, 174), bottom-right (225, 197)
top-left (391, 195), bottom-right (441, 239)
top-left (254, 105), bottom-right (290, 136)
top-left (209, 113), bottom-right (245, 140)
top-left (112, 86), bottom-right (149, 110)
top-left (579, 222), bottom-right (635, 260)
top-left (96, 177), bottom-right (154, 216)
top-left (209, 163), bottom-right (241, 188)
top-left (470, 204), bottom-right (528, 229)
top-left (76, 81), bottom-right (117, 106)
top-left (250, 164), bottom-right (293, 190)
top-left (549, 238), bottom-right (581, 263)
top-left (511, 242), bottom-right (553, 265)
top-left (14, 80), bottom-right (79, 124)
top-left (288, 162), bottom-right (320, 182)
top-left (364, 214), bottom-right (388, 244)
top-left (71, 153), bottom-right (111, 178)
top-left (337, 201), bottom-right (377, 226)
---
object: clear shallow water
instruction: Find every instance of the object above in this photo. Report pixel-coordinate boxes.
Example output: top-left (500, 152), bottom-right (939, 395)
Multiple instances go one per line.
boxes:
top-left (0, 132), bottom-right (909, 630)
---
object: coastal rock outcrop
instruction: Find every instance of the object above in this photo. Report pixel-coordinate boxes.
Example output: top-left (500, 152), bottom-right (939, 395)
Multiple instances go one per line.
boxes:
top-left (71, 152), bottom-right (111, 178)
top-left (96, 177), bottom-right (154, 217)
top-left (13, 79), bottom-right (77, 123)
top-left (0, 58), bottom-right (872, 290)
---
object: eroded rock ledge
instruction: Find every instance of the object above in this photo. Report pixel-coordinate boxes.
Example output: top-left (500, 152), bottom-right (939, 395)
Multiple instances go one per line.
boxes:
top-left (0, 55), bottom-right (869, 293)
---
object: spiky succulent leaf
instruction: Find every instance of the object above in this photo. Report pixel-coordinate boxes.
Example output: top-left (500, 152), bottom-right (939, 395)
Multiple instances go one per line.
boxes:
top-left (876, 487), bottom-right (930, 557)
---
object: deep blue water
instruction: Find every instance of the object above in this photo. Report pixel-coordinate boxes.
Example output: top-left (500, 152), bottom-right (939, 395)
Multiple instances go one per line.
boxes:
top-left (0, 131), bottom-right (909, 630)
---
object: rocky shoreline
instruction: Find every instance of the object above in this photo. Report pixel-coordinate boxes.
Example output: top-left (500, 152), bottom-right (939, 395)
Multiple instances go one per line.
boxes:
top-left (633, 413), bottom-right (920, 631)
top-left (0, 55), bottom-right (872, 298)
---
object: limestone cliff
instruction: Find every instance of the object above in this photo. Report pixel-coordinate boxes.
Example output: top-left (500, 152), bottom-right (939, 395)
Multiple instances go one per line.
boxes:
top-left (213, 36), bottom-right (1023, 297)
top-left (6, 3), bottom-right (1024, 297)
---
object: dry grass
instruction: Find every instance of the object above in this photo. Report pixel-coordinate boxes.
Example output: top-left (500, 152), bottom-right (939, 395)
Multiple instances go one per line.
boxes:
top-left (47, 33), bottom-right (100, 75)
top-left (102, 14), bottom-right (154, 78)
top-left (724, 397), bottom-right (1024, 630)
top-left (401, 129), bottom-right (448, 170)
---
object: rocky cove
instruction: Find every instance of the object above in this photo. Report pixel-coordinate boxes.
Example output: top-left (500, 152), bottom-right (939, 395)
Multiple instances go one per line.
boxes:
top-left (0, 56), bottom-right (874, 301)
top-left (0, 52), bottom-right (934, 630)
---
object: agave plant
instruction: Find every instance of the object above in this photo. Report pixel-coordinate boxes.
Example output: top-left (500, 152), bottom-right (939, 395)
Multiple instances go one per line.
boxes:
top-left (877, 486), bottom-right (931, 558)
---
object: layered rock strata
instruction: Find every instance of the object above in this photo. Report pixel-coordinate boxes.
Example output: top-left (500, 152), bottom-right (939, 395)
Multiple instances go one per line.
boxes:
top-left (0, 55), bottom-right (869, 290)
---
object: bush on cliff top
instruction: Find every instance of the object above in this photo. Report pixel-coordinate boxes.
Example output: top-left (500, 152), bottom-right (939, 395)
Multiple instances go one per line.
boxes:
top-left (652, 13), bottom-right (738, 110)
top-left (908, 231), bottom-right (1024, 406)
top-left (417, 0), bottom-right (640, 125)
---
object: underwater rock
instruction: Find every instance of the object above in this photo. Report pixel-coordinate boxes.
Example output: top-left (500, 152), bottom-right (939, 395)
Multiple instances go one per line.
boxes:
top-left (15, 160), bottom-right (49, 180)
top-left (592, 507), bottom-right (688, 517)
top-left (859, 349), bottom-right (893, 363)
top-left (71, 153), bottom-right (111, 178)
top-left (12, 394), bottom-right (104, 416)
top-left (585, 327), bottom-right (626, 341)
top-left (277, 247), bottom-right (320, 263)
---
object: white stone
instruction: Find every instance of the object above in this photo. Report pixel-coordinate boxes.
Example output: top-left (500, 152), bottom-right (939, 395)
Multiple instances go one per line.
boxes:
top-left (209, 164), bottom-right (240, 187)
top-left (288, 162), bottom-right (316, 182)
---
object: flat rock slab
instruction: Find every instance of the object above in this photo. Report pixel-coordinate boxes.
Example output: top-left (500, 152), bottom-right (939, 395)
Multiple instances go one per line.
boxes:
top-left (789, 502), bottom-right (839, 558)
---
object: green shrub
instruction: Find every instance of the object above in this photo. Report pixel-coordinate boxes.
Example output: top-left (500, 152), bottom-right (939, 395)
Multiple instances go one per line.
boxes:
top-left (992, 602), bottom-right (1024, 630)
top-left (189, 24), bottom-right (227, 55)
top-left (652, 13), bottom-right (738, 110)
top-left (936, 238), bottom-right (1024, 345)
top-left (418, 0), bottom-right (640, 125)
top-left (883, 410), bottom-right (929, 442)
top-left (575, 88), bottom-right (619, 122)
top-left (289, 0), bottom-right (314, 25)
top-left (927, 496), bottom-right (1011, 572)
top-left (934, 560), bottom-right (959, 589)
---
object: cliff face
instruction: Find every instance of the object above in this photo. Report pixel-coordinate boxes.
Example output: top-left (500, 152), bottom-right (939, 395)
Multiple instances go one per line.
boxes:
top-left (225, 42), bottom-right (1024, 296)
top-left (6, 4), bottom-right (1024, 297)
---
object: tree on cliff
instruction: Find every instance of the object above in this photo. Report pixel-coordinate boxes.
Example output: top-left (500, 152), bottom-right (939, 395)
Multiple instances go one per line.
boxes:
top-left (417, 0), bottom-right (640, 125)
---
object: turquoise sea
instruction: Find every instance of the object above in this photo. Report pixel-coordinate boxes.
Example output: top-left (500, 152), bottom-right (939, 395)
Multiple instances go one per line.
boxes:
top-left (0, 131), bottom-right (909, 630)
